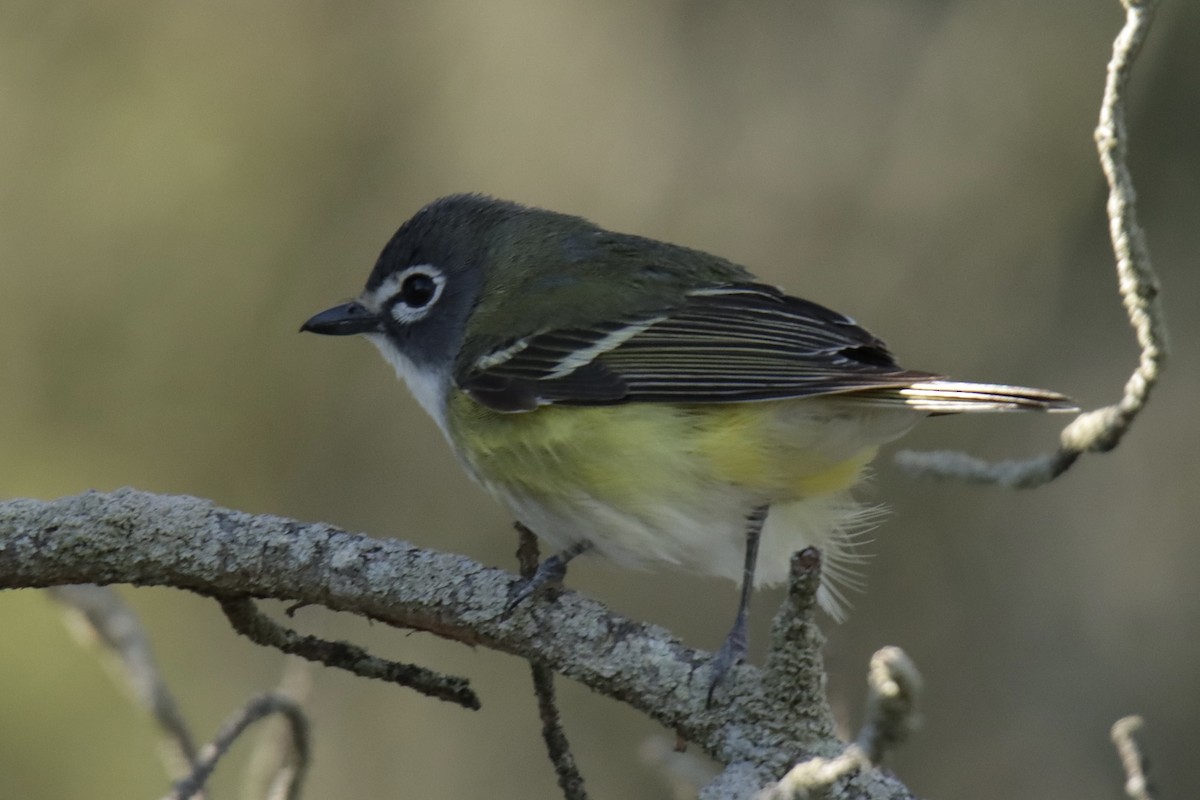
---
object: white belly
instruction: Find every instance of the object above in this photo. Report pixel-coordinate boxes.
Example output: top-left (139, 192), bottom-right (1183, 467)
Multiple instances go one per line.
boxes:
top-left (489, 480), bottom-right (875, 621)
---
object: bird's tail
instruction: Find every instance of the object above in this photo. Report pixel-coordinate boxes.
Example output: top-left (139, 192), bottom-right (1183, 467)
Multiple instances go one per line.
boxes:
top-left (856, 380), bottom-right (1078, 414)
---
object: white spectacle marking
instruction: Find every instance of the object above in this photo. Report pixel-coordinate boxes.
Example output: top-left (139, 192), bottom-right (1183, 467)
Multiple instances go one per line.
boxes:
top-left (475, 336), bottom-right (533, 371)
top-left (545, 317), bottom-right (664, 379)
top-left (365, 264), bottom-right (446, 325)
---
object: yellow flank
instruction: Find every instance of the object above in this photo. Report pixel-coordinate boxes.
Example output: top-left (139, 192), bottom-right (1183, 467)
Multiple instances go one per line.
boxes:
top-left (789, 448), bottom-right (876, 495)
top-left (448, 392), bottom-right (876, 506)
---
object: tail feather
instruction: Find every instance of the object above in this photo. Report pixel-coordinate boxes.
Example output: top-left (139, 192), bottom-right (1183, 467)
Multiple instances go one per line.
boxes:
top-left (856, 380), bottom-right (1078, 413)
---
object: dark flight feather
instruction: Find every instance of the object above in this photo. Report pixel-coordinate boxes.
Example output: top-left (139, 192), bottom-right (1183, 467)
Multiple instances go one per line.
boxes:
top-left (460, 283), bottom-right (942, 411)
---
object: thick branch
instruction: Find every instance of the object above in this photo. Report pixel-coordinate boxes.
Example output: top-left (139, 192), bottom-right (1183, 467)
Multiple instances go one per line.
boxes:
top-left (0, 488), bottom-right (915, 799)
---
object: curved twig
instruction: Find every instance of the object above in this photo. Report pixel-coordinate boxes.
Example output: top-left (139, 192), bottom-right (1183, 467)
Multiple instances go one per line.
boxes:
top-left (896, 0), bottom-right (1166, 488)
top-left (166, 693), bottom-right (310, 800)
top-left (1111, 716), bottom-right (1155, 800)
top-left (49, 585), bottom-right (202, 790)
top-left (759, 646), bottom-right (922, 799)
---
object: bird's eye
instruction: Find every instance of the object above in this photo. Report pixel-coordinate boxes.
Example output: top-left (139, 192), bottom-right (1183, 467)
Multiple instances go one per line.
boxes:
top-left (382, 265), bottom-right (446, 324)
top-left (399, 273), bottom-right (437, 308)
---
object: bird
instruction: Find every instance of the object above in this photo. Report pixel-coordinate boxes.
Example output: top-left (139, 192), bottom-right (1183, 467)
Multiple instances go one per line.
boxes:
top-left (301, 193), bottom-right (1075, 694)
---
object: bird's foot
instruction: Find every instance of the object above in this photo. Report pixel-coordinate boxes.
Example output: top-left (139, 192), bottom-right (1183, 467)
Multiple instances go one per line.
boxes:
top-left (706, 613), bottom-right (749, 705)
top-left (506, 552), bottom-right (572, 614)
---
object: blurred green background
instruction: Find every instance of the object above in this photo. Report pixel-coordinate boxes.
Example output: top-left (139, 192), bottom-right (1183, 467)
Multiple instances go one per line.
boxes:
top-left (2, 1), bottom-right (1197, 797)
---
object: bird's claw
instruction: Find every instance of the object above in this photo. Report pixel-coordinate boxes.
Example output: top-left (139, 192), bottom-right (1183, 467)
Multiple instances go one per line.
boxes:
top-left (506, 553), bottom-right (570, 614)
top-left (706, 614), bottom-right (749, 705)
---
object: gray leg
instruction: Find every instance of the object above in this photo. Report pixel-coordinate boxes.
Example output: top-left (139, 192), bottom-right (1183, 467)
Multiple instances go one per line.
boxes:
top-left (707, 505), bottom-right (768, 704)
top-left (507, 540), bottom-right (593, 612)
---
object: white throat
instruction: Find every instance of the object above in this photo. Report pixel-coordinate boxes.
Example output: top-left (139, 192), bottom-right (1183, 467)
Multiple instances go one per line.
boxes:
top-left (365, 333), bottom-right (451, 434)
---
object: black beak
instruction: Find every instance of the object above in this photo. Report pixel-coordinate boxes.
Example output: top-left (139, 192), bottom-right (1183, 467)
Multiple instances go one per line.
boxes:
top-left (300, 301), bottom-right (382, 336)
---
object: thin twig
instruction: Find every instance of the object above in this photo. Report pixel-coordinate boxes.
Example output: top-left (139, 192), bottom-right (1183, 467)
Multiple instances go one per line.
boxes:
top-left (167, 693), bottom-right (310, 800)
top-left (217, 596), bottom-right (480, 710)
top-left (759, 646), bottom-right (922, 799)
top-left (516, 523), bottom-right (589, 800)
top-left (759, 747), bottom-right (867, 800)
top-left (49, 585), bottom-right (201, 787)
top-left (855, 647), bottom-right (922, 764)
top-left (896, 0), bottom-right (1166, 488)
top-left (241, 660), bottom-right (314, 800)
top-left (1111, 716), bottom-right (1155, 800)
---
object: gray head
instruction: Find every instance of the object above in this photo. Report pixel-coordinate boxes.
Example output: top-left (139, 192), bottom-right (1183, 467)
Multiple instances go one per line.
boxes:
top-left (300, 194), bottom-right (527, 424)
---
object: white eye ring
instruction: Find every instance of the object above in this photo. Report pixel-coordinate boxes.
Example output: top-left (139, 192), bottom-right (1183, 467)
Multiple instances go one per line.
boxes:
top-left (373, 265), bottom-right (446, 324)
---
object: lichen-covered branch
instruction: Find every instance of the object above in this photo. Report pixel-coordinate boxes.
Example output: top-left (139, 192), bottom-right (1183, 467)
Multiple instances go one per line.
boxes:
top-left (217, 596), bottom-right (479, 709)
top-left (0, 488), bottom-right (916, 799)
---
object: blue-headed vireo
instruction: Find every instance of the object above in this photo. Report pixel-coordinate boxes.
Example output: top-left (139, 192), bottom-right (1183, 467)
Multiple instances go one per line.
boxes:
top-left (301, 194), bottom-right (1075, 692)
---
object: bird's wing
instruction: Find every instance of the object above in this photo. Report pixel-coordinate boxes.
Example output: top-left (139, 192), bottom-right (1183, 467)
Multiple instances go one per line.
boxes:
top-left (458, 283), bottom-right (938, 412)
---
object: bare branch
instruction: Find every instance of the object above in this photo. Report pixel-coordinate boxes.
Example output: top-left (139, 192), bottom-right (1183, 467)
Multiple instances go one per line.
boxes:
top-left (0, 489), bottom-right (918, 799)
top-left (217, 596), bottom-right (480, 710)
top-left (241, 661), bottom-right (314, 800)
top-left (1111, 716), bottom-right (1155, 800)
top-left (856, 647), bottom-right (921, 764)
top-left (530, 663), bottom-right (588, 800)
top-left (166, 693), bottom-right (310, 800)
top-left (896, 0), bottom-right (1166, 488)
top-left (759, 647), bottom-right (922, 800)
top-left (759, 747), bottom-right (869, 800)
top-left (49, 585), bottom-right (201, 785)
top-left (516, 524), bottom-right (588, 799)
top-left (1068, 0), bottom-right (1166, 450)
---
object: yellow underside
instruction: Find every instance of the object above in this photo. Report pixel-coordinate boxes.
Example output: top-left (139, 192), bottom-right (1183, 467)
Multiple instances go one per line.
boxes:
top-left (448, 393), bottom-right (878, 507)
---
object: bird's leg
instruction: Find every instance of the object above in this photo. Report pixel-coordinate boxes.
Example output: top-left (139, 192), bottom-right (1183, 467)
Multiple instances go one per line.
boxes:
top-left (507, 539), bottom-right (593, 612)
top-left (707, 505), bottom-right (768, 703)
